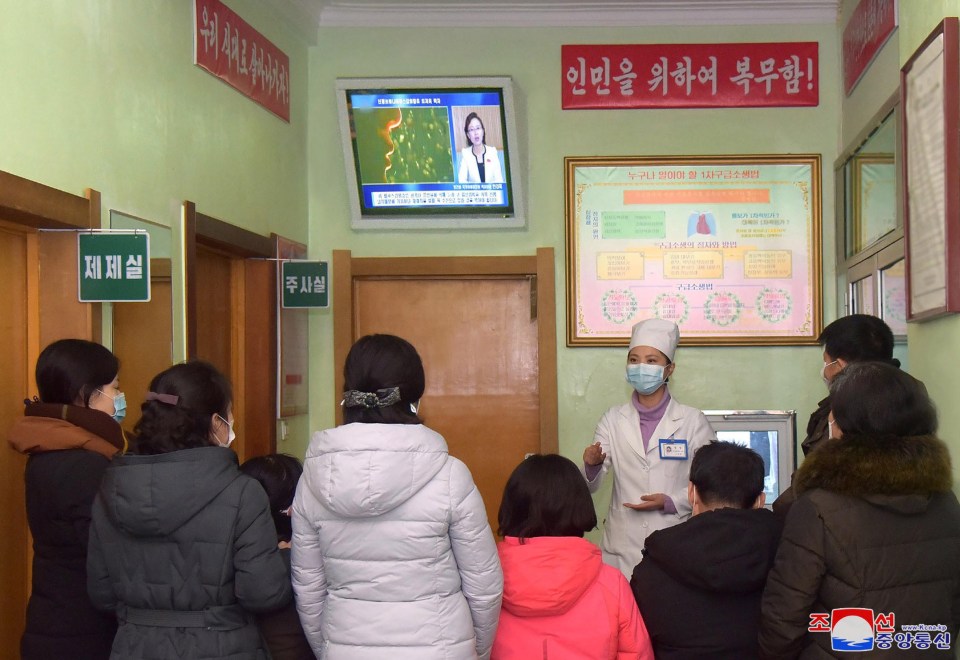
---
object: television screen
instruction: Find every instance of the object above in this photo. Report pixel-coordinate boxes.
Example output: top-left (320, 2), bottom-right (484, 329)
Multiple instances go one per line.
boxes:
top-left (704, 411), bottom-right (797, 504)
top-left (336, 77), bottom-right (524, 229)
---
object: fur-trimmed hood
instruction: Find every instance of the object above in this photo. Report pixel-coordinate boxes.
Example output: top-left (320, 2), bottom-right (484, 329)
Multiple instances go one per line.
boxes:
top-left (795, 433), bottom-right (953, 500)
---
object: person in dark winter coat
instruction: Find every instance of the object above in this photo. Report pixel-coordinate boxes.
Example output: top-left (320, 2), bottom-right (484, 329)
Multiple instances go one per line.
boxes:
top-left (760, 362), bottom-right (960, 659)
top-left (631, 441), bottom-right (780, 660)
top-left (8, 338), bottom-right (126, 660)
top-left (87, 361), bottom-right (291, 660)
top-left (772, 314), bottom-right (901, 518)
top-left (239, 453), bottom-right (313, 660)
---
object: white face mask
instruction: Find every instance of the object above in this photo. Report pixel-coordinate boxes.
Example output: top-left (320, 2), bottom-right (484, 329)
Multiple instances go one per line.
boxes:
top-left (820, 359), bottom-right (839, 387)
top-left (827, 417), bottom-right (840, 439)
top-left (215, 414), bottom-right (236, 448)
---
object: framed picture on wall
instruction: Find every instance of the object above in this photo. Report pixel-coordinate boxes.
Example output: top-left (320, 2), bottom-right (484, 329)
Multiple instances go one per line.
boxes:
top-left (901, 17), bottom-right (960, 321)
top-left (565, 154), bottom-right (822, 346)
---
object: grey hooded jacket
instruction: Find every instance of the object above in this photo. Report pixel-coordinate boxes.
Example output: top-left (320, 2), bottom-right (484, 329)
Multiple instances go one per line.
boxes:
top-left (88, 446), bottom-right (291, 659)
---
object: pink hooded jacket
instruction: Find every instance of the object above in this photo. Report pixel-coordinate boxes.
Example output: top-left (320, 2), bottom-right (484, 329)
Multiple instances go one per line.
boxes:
top-left (492, 536), bottom-right (653, 660)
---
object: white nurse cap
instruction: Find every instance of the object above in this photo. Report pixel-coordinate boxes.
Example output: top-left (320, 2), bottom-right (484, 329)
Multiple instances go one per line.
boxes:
top-left (628, 318), bottom-right (680, 361)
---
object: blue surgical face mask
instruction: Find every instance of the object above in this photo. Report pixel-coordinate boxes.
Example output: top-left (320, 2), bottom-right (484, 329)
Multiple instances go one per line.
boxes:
top-left (626, 363), bottom-right (666, 396)
top-left (98, 390), bottom-right (127, 423)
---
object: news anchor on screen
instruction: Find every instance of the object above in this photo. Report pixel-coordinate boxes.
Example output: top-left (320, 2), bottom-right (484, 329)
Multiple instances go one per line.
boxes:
top-left (458, 112), bottom-right (503, 184)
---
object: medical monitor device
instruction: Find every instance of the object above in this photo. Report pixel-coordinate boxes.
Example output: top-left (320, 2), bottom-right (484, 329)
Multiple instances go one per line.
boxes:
top-left (703, 410), bottom-right (797, 505)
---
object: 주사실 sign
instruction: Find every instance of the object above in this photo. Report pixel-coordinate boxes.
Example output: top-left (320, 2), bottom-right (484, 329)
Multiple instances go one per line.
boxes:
top-left (282, 261), bottom-right (328, 308)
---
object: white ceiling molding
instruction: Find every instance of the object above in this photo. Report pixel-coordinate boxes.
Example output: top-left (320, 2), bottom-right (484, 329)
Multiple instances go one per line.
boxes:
top-left (265, 0), bottom-right (839, 31)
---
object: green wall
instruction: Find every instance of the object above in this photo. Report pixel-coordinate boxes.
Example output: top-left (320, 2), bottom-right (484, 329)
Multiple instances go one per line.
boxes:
top-left (0, 0), bottom-right (312, 453)
top-left (307, 23), bottom-right (840, 525)
top-left (896, 1), bottom-right (960, 485)
top-left (0, 0), bottom-right (308, 237)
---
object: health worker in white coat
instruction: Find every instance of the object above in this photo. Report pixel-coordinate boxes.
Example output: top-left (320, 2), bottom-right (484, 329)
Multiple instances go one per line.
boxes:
top-left (582, 318), bottom-right (715, 576)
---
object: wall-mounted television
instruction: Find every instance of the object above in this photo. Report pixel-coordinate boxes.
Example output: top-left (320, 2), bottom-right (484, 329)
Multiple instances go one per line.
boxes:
top-left (703, 410), bottom-right (797, 506)
top-left (335, 77), bottom-right (524, 230)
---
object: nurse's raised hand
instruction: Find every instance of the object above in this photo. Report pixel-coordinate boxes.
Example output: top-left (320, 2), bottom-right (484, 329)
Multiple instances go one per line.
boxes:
top-left (583, 441), bottom-right (606, 466)
top-left (623, 493), bottom-right (666, 511)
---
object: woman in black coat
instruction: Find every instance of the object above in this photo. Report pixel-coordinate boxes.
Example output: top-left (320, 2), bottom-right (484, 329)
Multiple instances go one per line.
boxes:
top-left (760, 362), bottom-right (960, 659)
top-left (7, 339), bottom-right (126, 660)
top-left (87, 361), bottom-right (291, 659)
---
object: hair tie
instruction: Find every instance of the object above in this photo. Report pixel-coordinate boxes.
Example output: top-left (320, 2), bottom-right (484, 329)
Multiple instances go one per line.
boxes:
top-left (341, 387), bottom-right (401, 409)
top-left (146, 391), bottom-right (179, 406)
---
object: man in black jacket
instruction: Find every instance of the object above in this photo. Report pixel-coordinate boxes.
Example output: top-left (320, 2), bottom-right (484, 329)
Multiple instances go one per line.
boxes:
top-left (772, 314), bottom-right (901, 518)
top-left (630, 441), bottom-right (781, 660)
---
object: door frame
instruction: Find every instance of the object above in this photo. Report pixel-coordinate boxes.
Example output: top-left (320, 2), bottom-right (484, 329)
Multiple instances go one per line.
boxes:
top-left (0, 169), bottom-right (103, 348)
top-left (332, 248), bottom-right (558, 453)
top-left (182, 201), bottom-right (278, 458)
top-left (0, 169), bottom-right (102, 655)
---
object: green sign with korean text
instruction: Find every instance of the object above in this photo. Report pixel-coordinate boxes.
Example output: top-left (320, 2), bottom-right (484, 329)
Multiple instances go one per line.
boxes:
top-left (282, 261), bottom-right (328, 308)
top-left (78, 232), bottom-right (151, 302)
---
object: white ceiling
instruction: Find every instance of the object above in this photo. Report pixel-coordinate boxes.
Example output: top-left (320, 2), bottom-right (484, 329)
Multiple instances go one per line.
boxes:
top-left (267, 0), bottom-right (840, 42)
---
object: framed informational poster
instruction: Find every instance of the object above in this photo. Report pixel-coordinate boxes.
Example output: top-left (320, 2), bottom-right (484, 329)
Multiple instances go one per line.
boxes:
top-left (565, 155), bottom-right (822, 346)
top-left (901, 17), bottom-right (960, 321)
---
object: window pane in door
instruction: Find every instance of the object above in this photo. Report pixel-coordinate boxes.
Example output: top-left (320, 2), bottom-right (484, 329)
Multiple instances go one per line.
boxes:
top-left (880, 259), bottom-right (907, 336)
top-left (851, 274), bottom-right (876, 316)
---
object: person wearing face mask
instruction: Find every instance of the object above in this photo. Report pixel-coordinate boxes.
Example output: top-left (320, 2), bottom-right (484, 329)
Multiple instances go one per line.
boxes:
top-left (87, 361), bottom-right (290, 659)
top-left (7, 339), bottom-right (126, 660)
top-left (772, 314), bottom-right (906, 519)
top-left (760, 363), bottom-right (960, 659)
top-left (581, 318), bottom-right (716, 577)
top-left (805, 314), bottom-right (901, 457)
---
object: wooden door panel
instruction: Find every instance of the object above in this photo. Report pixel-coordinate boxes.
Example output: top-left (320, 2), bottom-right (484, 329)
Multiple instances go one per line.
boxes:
top-left (354, 277), bottom-right (540, 531)
top-left (195, 248), bottom-right (233, 377)
top-left (241, 259), bottom-right (277, 461)
top-left (193, 247), bottom-right (276, 464)
top-left (113, 260), bottom-right (173, 435)
top-left (38, 231), bottom-right (97, 346)
top-left (0, 227), bottom-right (30, 648)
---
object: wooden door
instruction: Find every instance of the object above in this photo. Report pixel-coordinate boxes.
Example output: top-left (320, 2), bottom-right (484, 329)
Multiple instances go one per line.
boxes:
top-left (195, 246), bottom-right (247, 458)
top-left (184, 202), bottom-right (277, 465)
top-left (334, 251), bottom-right (558, 532)
top-left (113, 259), bottom-right (173, 435)
top-left (0, 225), bottom-right (31, 651)
top-left (0, 172), bottom-right (101, 652)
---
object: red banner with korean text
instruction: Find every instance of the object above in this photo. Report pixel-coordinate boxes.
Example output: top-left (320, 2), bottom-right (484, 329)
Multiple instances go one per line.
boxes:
top-left (562, 43), bottom-right (818, 109)
top-left (194, 0), bottom-right (290, 121)
top-left (842, 0), bottom-right (897, 95)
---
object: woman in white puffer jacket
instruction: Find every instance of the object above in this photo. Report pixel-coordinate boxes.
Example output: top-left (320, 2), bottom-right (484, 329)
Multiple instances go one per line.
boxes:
top-left (291, 334), bottom-right (503, 660)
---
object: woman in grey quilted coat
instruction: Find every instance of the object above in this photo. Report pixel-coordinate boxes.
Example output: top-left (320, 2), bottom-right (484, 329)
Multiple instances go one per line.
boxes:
top-left (292, 334), bottom-right (503, 659)
top-left (87, 361), bottom-right (291, 659)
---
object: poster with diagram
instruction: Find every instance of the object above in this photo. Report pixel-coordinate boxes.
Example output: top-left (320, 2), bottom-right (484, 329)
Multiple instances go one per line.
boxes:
top-left (565, 155), bottom-right (822, 346)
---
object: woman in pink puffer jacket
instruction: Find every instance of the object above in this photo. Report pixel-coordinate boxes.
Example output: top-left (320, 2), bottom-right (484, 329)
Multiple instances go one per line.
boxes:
top-left (492, 454), bottom-right (653, 660)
